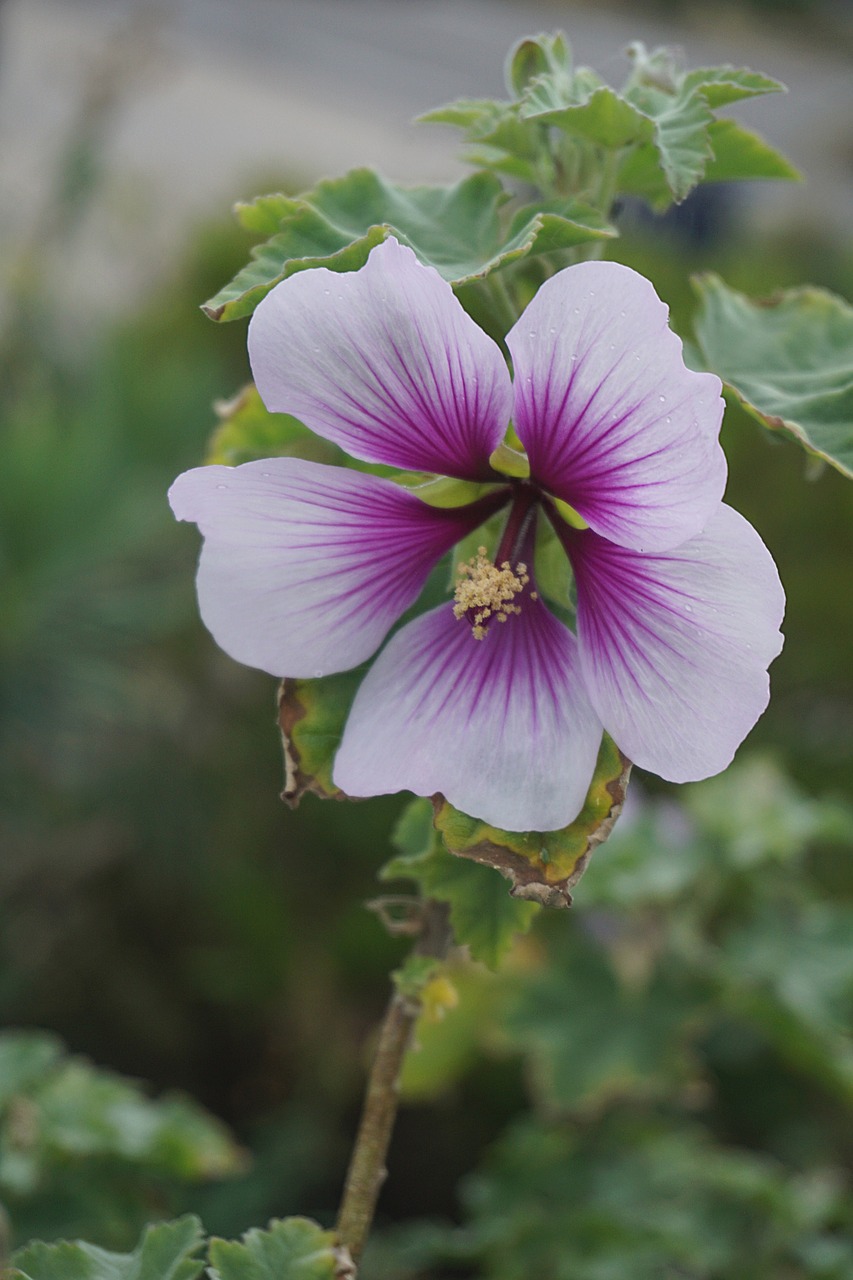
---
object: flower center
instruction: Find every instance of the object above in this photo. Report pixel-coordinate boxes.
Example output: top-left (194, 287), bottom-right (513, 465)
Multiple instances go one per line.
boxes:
top-left (453, 546), bottom-right (531, 640)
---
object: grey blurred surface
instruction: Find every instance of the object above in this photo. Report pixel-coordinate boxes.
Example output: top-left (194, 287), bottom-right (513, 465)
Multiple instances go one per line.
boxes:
top-left (1, 0), bottom-right (851, 318)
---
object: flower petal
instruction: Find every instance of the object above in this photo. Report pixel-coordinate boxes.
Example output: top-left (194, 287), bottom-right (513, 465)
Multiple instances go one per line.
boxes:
top-left (569, 504), bottom-right (785, 781)
top-left (333, 601), bottom-right (603, 831)
top-left (169, 458), bottom-right (497, 678)
top-left (247, 238), bottom-right (512, 481)
top-left (507, 260), bottom-right (726, 551)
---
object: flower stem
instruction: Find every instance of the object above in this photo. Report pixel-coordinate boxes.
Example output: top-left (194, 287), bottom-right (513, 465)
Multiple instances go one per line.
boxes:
top-left (335, 899), bottom-right (452, 1267)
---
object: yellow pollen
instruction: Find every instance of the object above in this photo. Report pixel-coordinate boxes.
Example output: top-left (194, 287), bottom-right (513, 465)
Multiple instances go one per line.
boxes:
top-left (453, 545), bottom-right (530, 640)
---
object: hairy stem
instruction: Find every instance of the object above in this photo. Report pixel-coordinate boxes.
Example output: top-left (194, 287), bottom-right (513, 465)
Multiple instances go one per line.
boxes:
top-left (335, 899), bottom-right (452, 1266)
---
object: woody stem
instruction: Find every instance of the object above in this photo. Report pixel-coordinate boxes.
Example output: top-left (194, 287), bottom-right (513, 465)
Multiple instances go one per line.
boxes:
top-left (335, 899), bottom-right (452, 1268)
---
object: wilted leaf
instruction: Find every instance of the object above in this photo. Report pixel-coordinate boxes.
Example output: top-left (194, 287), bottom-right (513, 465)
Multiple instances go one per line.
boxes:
top-left (693, 274), bottom-right (853, 478)
top-left (12, 1216), bottom-right (205, 1280)
top-left (277, 668), bottom-right (366, 805)
top-left (208, 1218), bottom-right (338, 1280)
top-left (433, 735), bottom-right (631, 907)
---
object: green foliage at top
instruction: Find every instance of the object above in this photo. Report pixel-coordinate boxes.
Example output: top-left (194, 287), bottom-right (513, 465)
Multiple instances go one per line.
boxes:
top-left (12, 1216), bottom-right (206, 1280)
top-left (202, 169), bottom-right (612, 322)
top-left (203, 32), bottom-right (795, 332)
top-left (693, 274), bottom-right (853, 479)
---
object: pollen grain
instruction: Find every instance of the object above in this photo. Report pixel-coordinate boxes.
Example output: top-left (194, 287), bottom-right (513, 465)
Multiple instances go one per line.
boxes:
top-left (453, 546), bottom-right (530, 640)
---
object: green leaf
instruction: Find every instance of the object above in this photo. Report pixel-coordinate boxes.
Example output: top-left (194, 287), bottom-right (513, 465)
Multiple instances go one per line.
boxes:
top-left (718, 900), bottom-right (853, 1103)
top-left (681, 64), bottom-right (786, 107)
top-left (0, 1031), bottom-right (63, 1105)
top-left (12, 1216), bottom-right (205, 1280)
top-left (277, 668), bottom-right (366, 805)
top-left (522, 85), bottom-right (654, 150)
top-left (204, 169), bottom-right (610, 324)
top-left (205, 385), bottom-right (343, 468)
top-left (703, 119), bottom-right (800, 184)
top-left (383, 799), bottom-right (539, 969)
top-left (507, 933), bottom-right (708, 1113)
top-left (208, 1218), bottom-right (338, 1280)
top-left (433, 735), bottom-right (631, 908)
top-left (506, 32), bottom-right (573, 99)
top-left (692, 273), bottom-right (853, 478)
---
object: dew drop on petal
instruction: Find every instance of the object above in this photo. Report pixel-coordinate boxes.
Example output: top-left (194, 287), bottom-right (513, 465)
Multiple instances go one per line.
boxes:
top-left (685, 603), bottom-right (693, 613)
top-left (659, 395), bottom-right (666, 403)
top-left (216, 483), bottom-right (227, 490)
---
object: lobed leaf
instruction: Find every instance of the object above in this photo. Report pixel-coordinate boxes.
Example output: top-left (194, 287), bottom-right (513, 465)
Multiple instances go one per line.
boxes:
top-left (12, 1216), bottom-right (206, 1280)
top-left (693, 274), bottom-right (853, 478)
top-left (681, 64), bottom-right (786, 107)
top-left (203, 169), bottom-right (611, 324)
top-left (433, 735), bottom-right (631, 908)
top-left (208, 1218), bottom-right (338, 1280)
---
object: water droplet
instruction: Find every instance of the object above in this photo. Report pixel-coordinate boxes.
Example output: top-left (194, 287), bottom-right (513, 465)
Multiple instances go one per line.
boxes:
top-left (262, 471), bottom-right (271, 478)
top-left (216, 483), bottom-right (227, 490)
top-left (572, 307), bottom-right (580, 315)
top-left (313, 669), bottom-right (323, 678)
top-left (665, 416), bottom-right (672, 425)
top-left (549, 326), bottom-right (556, 335)
top-left (619, 310), bottom-right (626, 318)
top-left (528, 330), bottom-right (537, 339)
top-left (685, 603), bottom-right (693, 613)
top-left (658, 395), bottom-right (666, 403)
top-left (323, 288), bottom-right (331, 296)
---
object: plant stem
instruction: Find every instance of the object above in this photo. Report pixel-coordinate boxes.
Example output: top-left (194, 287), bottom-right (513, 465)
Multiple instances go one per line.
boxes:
top-left (335, 899), bottom-right (451, 1266)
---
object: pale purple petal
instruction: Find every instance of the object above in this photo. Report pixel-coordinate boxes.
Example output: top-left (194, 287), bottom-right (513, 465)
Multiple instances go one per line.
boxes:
top-left (333, 601), bottom-right (603, 831)
top-left (247, 238), bottom-right (511, 481)
top-left (168, 458), bottom-right (498, 679)
top-left (507, 260), bottom-right (726, 552)
top-left (568, 504), bottom-right (785, 781)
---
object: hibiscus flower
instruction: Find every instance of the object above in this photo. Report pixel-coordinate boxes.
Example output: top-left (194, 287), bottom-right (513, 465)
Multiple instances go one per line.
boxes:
top-left (169, 238), bottom-right (784, 832)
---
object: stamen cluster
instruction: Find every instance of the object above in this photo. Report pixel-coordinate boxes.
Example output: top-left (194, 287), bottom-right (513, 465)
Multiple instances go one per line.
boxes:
top-left (453, 546), bottom-right (532, 640)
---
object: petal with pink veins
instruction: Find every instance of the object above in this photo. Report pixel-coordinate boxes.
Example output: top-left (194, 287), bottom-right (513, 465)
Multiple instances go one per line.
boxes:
top-left (333, 600), bottom-right (603, 832)
top-left (168, 458), bottom-right (500, 679)
top-left (507, 260), bottom-right (726, 552)
top-left (248, 238), bottom-right (512, 481)
top-left (568, 504), bottom-right (785, 781)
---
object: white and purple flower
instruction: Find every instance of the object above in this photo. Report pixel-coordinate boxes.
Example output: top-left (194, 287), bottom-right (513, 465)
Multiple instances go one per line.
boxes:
top-left (169, 238), bottom-right (784, 832)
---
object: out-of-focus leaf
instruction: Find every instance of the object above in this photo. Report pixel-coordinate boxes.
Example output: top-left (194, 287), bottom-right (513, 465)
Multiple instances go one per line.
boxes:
top-left (433, 735), bottom-right (631, 907)
top-left (203, 169), bottom-right (611, 323)
top-left (506, 929), bottom-right (707, 1113)
top-left (383, 799), bottom-right (539, 968)
top-left (703, 119), bottom-right (800, 184)
top-left (693, 274), bottom-right (853, 478)
top-left (684, 756), bottom-right (853, 868)
top-left (205, 385), bottom-right (342, 468)
top-left (12, 1216), bottom-right (205, 1280)
top-left (0, 1034), bottom-right (244, 1199)
top-left (505, 31), bottom-right (574, 99)
top-left (0, 1032), bottom-right (63, 1106)
top-left (681, 65), bottom-right (786, 107)
top-left (208, 1218), bottom-right (338, 1280)
top-left (431, 1115), bottom-right (853, 1280)
top-left (718, 900), bottom-right (853, 1102)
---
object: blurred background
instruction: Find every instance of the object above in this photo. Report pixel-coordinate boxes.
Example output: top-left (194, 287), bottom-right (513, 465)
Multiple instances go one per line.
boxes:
top-left (1, 0), bottom-right (853, 1273)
